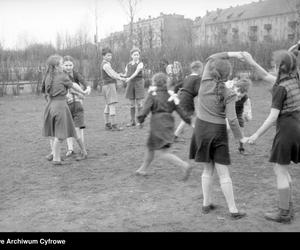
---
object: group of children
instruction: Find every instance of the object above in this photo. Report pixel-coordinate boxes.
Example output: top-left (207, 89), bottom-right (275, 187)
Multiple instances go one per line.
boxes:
top-left (41, 41), bottom-right (300, 224)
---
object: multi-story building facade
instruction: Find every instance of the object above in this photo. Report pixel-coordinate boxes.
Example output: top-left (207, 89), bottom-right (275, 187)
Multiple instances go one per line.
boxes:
top-left (101, 13), bottom-right (193, 51)
top-left (193, 0), bottom-right (300, 46)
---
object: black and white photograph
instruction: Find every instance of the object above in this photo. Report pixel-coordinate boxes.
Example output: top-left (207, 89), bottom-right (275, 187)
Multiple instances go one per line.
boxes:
top-left (1, 0), bottom-right (300, 236)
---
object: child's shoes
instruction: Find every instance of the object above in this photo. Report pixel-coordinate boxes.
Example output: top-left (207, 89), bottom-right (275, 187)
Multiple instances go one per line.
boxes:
top-left (45, 153), bottom-right (53, 161)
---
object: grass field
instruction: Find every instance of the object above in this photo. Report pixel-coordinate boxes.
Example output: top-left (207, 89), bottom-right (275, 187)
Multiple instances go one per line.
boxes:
top-left (0, 82), bottom-right (300, 232)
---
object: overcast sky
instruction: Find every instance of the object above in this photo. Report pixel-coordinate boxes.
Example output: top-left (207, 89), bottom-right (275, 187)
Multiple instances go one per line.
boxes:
top-left (0, 0), bottom-right (256, 49)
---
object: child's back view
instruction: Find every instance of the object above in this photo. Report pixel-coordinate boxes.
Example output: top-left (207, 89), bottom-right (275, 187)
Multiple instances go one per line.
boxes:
top-left (136, 73), bottom-right (192, 180)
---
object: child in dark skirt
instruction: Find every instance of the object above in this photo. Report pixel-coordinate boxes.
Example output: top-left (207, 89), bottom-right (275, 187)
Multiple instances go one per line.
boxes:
top-left (174, 61), bottom-right (203, 140)
top-left (242, 50), bottom-right (300, 223)
top-left (189, 52), bottom-right (248, 219)
top-left (135, 73), bottom-right (193, 180)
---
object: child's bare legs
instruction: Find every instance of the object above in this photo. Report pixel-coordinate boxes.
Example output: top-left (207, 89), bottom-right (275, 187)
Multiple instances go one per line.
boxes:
top-left (202, 162), bottom-right (215, 207)
top-left (66, 128), bottom-right (84, 156)
top-left (74, 131), bottom-right (87, 160)
top-left (136, 99), bottom-right (143, 127)
top-left (136, 99), bottom-right (143, 120)
top-left (157, 148), bottom-right (192, 180)
top-left (215, 163), bottom-right (242, 215)
top-left (136, 149), bottom-right (155, 175)
top-left (174, 120), bottom-right (186, 138)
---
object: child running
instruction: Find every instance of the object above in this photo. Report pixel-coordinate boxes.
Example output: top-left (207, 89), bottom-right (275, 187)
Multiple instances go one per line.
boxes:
top-left (242, 50), bottom-right (300, 223)
top-left (189, 52), bottom-right (248, 219)
top-left (174, 61), bottom-right (203, 141)
top-left (135, 73), bottom-right (192, 180)
top-left (63, 55), bottom-right (91, 160)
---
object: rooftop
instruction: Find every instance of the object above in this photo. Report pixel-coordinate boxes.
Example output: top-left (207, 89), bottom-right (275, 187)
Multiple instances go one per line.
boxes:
top-left (194, 0), bottom-right (299, 25)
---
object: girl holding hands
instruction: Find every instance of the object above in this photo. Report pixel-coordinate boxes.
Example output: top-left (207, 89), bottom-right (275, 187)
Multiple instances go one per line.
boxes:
top-left (42, 55), bottom-right (90, 165)
top-left (242, 50), bottom-right (300, 223)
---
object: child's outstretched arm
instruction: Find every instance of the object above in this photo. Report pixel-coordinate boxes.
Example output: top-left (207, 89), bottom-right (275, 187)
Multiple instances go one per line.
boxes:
top-left (137, 94), bottom-right (153, 124)
top-left (247, 108), bottom-right (280, 144)
top-left (206, 51), bottom-right (244, 62)
top-left (288, 40), bottom-right (300, 53)
top-left (226, 96), bottom-right (244, 142)
top-left (242, 52), bottom-right (276, 85)
top-left (203, 52), bottom-right (243, 80)
top-left (75, 71), bottom-right (88, 90)
top-left (243, 98), bottom-right (252, 122)
top-left (69, 87), bottom-right (85, 99)
top-left (125, 62), bottom-right (144, 83)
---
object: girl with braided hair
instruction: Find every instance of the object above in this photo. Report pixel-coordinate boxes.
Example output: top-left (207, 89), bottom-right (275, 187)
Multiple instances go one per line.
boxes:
top-left (42, 55), bottom-right (90, 165)
top-left (189, 52), bottom-right (248, 219)
top-left (242, 50), bottom-right (300, 223)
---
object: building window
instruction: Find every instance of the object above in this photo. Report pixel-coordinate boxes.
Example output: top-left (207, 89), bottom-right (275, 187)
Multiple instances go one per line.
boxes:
top-left (288, 33), bottom-right (295, 41)
top-left (220, 28), bottom-right (228, 43)
top-left (264, 24), bottom-right (272, 31)
top-left (232, 27), bottom-right (239, 40)
top-left (264, 24), bottom-right (272, 42)
top-left (288, 21), bottom-right (297, 30)
top-left (249, 26), bottom-right (258, 42)
top-left (227, 13), bottom-right (233, 19)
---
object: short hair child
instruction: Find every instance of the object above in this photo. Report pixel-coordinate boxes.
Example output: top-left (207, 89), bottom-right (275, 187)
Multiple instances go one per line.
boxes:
top-left (174, 60), bottom-right (203, 140)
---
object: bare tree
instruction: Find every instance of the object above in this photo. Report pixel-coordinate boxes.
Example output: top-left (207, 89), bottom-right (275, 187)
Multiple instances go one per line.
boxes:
top-left (56, 32), bottom-right (63, 51)
top-left (118, 0), bottom-right (141, 47)
top-left (94, 0), bottom-right (101, 90)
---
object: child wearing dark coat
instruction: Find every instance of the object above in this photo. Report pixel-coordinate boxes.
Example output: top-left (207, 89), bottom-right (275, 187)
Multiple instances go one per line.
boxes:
top-left (136, 73), bottom-right (192, 180)
top-left (174, 61), bottom-right (203, 140)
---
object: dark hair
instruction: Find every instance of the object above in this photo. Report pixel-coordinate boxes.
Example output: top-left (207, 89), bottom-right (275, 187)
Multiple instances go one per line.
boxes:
top-left (190, 60), bottom-right (203, 72)
top-left (130, 47), bottom-right (141, 55)
top-left (235, 77), bottom-right (252, 94)
top-left (63, 55), bottom-right (75, 64)
top-left (273, 50), bottom-right (297, 84)
top-left (102, 47), bottom-right (112, 56)
top-left (208, 59), bottom-right (232, 103)
top-left (44, 54), bottom-right (62, 94)
top-left (152, 72), bottom-right (168, 90)
top-left (63, 55), bottom-right (77, 70)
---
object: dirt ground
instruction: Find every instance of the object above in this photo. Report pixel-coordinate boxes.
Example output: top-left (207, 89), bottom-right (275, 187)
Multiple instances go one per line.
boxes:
top-left (0, 82), bottom-right (300, 232)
